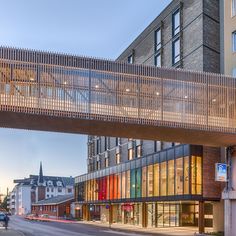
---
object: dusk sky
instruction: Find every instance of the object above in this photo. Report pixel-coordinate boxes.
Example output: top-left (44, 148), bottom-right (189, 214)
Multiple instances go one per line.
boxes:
top-left (0, 0), bottom-right (171, 194)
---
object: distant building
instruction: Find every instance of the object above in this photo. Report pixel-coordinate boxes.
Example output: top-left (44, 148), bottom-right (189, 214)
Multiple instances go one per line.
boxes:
top-left (32, 194), bottom-right (74, 218)
top-left (9, 162), bottom-right (74, 215)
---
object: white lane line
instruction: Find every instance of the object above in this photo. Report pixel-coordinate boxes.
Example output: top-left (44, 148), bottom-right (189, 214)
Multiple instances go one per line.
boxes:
top-left (101, 230), bottom-right (147, 236)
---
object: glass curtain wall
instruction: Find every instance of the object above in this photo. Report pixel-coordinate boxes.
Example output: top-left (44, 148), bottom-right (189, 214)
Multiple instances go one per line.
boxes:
top-left (83, 155), bottom-right (201, 202)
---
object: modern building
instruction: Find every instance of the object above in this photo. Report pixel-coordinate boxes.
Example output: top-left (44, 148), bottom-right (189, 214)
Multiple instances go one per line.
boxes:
top-left (10, 163), bottom-right (75, 215)
top-left (32, 194), bottom-right (74, 218)
top-left (220, 0), bottom-right (236, 76)
top-left (75, 0), bottom-right (224, 233)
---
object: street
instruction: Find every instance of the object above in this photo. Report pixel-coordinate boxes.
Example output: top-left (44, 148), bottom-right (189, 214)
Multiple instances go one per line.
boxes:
top-left (3, 216), bottom-right (155, 236)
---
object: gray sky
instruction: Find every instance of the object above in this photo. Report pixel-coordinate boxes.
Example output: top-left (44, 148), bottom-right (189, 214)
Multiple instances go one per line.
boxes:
top-left (0, 0), bottom-right (171, 194)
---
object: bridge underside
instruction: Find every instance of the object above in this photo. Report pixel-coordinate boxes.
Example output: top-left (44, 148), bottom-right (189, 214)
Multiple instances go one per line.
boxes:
top-left (1, 110), bottom-right (235, 147)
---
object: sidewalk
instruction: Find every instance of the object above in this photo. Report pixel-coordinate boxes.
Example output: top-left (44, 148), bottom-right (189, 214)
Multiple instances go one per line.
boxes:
top-left (78, 221), bottom-right (214, 236)
top-left (0, 229), bottom-right (23, 236)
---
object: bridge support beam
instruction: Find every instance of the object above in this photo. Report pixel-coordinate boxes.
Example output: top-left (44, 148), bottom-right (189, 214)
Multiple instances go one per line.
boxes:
top-left (222, 146), bottom-right (236, 236)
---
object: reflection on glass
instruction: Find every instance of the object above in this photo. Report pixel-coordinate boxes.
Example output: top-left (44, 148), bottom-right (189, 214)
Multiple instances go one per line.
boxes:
top-left (160, 162), bottom-right (167, 196)
top-left (176, 158), bottom-right (183, 195)
top-left (168, 160), bottom-right (175, 196)
top-left (154, 163), bottom-right (159, 196)
top-left (122, 172), bottom-right (126, 199)
top-left (131, 169), bottom-right (136, 198)
top-left (142, 167), bottom-right (147, 197)
top-left (147, 165), bottom-right (153, 197)
top-left (184, 156), bottom-right (189, 195)
top-left (191, 156), bottom-right (202, 195)
top-left (126, 170), bottom-right (130, 199)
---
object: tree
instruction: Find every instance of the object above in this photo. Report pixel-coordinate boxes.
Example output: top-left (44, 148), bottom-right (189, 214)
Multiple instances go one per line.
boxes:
top-left (0, 196), bottom-right (8, 211)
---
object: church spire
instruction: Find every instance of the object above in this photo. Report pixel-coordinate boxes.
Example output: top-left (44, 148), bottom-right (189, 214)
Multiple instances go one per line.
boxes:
top-left (38, 161), bottom-right (44, 185)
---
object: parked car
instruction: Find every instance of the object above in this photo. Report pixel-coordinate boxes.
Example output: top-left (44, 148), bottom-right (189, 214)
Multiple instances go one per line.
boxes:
top-left (25, 213), bottom-right (36, 221)
top-left (40, 214), bottom-right (49, 218)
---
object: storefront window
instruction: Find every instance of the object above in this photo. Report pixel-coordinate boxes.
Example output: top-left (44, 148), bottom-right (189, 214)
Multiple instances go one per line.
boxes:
top-left (184, 156), bottom-right (189, 195)
top-left (160, 162), bottom-right (167, 196)
top-left (142, 167), bottom-right (147, 197)
top-left (168, 160), bottom-right (175, 196)
top-left (147, 203), bottom-right (156, 227)
top-left (176, 158), bottom-right (183, 195)
top-left (157, 203), bottom-right (164, 227)
top-left (163, 204), bottom-right (170, 227)
top-left (147, 165), bottom-right (154, 197)
top-left (154, 163), bottom-right (159, 196)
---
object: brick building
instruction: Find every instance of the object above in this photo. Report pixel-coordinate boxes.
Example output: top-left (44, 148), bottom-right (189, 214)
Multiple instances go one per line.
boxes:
top-left (75, 0), bottom-right (224, 233)
top-left (32, 194), bottom-right (74, 218)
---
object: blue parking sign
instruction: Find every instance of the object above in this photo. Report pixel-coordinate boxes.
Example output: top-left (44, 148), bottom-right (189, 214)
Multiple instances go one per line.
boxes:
top-left (215, 163), bottom-right (227, 182)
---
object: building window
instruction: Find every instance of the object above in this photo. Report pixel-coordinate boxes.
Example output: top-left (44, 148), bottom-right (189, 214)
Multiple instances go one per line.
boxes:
top-left (68, 188), bottom-right (72, 193)
top-left (128, 148), bottom-right (133, 160)
top-left (155, 28), bottom-right (161, 51)
top-left (136, 145), bottom-right (142, 158)
top-left (105, 158), bottom-right (109, 168)
top-left (116, 153), bottom-right (120, 164)
top-left (232, 0), bottom-right (236, 16)
top-left (173, 9), bottom-right (180, 36)
top-left (155, 53), bottom-right (161, 67)
top-left (233, 32), bottom-right (236, 52)
top-left (173, 38), bottom-right (180, 64)
top-left (46, 188), bottom-right (49, 192)
top-left (233, 68), bottom-right (236, 77)
top-left (116, 137), bottom-right (121, 146)
top-left (128, 54), bottom-right (134, 64)
top-left (58, 187), bottom-right (62, 193)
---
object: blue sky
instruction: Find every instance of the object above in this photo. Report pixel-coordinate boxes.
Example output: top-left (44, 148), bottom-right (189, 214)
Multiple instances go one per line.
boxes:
top-left (0, 0), bottom-right (171, 194)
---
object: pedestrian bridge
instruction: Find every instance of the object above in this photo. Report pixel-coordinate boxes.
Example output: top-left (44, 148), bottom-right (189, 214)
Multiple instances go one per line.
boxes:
top-left (0, 47), bottom-right (235, 147)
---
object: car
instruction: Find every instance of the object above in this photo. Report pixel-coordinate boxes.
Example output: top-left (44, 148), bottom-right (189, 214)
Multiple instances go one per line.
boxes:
top-left (40, 214), bottom-right (49, 218)
top-left (25, 214), bottom-right (36, 221)
top-left (0, 213), bottom-right (6, 221)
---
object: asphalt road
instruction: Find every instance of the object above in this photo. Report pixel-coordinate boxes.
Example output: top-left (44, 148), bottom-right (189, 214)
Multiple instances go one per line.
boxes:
top-left (8, 216), bottom-right (152, 236)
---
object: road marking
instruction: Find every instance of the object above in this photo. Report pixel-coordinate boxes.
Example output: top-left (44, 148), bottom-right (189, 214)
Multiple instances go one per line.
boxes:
top-left (101, 230), bottom-right (146, 236)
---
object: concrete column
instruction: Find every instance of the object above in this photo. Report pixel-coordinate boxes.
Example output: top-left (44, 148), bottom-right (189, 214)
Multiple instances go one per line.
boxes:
top-left (198, 201), bottom-right (205, 234)
top-left (213, 201), bottom-right (224, 232)
top-left (222, 146), bottom-right (236, 236)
